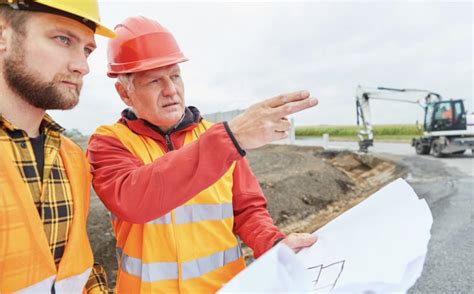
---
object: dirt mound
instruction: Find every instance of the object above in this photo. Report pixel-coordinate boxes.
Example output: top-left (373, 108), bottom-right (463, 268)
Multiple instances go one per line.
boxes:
top-left (240, 145), bottom-right (406, 262)
top-left (84, 143), bottom-right (406, 286)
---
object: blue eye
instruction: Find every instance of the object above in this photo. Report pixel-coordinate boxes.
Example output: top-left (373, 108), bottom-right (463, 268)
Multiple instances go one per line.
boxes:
top-left (56, 35), bottom-right (71, 45)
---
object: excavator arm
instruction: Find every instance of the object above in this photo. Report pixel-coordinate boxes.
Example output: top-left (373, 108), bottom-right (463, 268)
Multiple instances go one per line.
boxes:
top-left (355, 85), bottom-right (441, 152)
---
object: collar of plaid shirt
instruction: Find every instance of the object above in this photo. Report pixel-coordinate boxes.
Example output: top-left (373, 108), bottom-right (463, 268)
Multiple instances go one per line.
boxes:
top-left (0, 113), bottom-right (64, 134)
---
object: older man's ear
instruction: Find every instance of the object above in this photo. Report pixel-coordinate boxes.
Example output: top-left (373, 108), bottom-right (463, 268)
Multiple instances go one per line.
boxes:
top-left (115, 81), bottom-right (133, 107)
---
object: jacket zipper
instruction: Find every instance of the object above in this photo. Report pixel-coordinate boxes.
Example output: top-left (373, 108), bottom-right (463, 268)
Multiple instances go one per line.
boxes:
top-left (165, 134), bottom-right (174, 151)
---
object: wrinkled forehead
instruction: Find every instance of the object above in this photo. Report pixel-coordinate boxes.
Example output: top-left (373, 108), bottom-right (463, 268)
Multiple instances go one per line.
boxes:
top-left (136, 64), bottom-right (181, 79)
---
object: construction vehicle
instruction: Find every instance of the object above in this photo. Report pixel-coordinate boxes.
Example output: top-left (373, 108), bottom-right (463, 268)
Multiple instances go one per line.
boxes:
top-left (355, 85), bottom-right (474, 157)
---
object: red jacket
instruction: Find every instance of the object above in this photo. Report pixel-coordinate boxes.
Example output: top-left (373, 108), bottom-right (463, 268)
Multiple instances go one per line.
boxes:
top-left (87, 107), bottom-right (285, 258)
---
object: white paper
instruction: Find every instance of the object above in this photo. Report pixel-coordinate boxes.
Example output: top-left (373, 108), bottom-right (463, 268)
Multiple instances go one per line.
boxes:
top-left (298, 178), bottom-right (432, 292)
top-left (218, 244), bottom-right (312, 293)
top-left (219, 178), bottom-right (433, 293)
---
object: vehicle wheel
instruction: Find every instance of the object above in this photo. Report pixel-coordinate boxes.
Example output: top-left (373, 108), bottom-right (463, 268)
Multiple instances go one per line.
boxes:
top-left (415, 141), bottom-right (430, 155)
top-left (431, 139), bottom-right (445, 157)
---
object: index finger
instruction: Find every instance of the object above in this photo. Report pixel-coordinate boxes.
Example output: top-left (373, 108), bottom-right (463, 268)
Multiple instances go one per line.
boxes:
top-left (264, 90), bottom-right (311, 108)
top-left (273, 96), bottom-right (318, 117)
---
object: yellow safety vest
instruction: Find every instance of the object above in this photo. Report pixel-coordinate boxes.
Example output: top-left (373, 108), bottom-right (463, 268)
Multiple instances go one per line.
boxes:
top-left (95, 120), bottom-right (246, 293)
top-left (0, 136), bottom-right (94, 293)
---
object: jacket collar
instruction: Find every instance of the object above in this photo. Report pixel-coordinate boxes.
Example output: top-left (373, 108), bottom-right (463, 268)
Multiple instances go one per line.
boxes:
top-left (120, 106), bottom-right (202, 140)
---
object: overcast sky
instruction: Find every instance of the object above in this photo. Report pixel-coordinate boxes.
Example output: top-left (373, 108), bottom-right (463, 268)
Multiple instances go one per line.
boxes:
top-left (49, 1), bottom-right (473, 135)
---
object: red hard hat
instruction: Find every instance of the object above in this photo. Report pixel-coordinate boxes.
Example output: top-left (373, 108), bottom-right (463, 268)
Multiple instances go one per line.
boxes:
top-left (107, 16), bottom-right (188, 78)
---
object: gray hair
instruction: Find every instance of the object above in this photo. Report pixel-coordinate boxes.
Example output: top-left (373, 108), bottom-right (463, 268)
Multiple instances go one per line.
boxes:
top-left (117, 73), bottom-right (135, 92)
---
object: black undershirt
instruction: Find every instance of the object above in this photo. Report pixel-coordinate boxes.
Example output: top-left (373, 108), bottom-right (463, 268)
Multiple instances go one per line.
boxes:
top-left (30, 134), bottom-right (45, 181)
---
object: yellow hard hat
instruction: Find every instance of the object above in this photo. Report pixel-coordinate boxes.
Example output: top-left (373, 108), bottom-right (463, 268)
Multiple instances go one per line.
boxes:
top-left (1, 0), bottom-right (115, 38)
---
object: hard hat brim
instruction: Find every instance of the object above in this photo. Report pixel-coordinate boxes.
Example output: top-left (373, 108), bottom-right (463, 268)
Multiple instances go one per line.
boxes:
top-left (108, 56), bottom-right (189, 78)
top-left (96, 23), bottom-right (116, 38)
top-left (35, 0), bottom-right (116, 38)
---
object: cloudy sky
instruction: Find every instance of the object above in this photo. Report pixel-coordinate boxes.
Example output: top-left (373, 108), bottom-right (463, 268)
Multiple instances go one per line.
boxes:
top-left (49, 1), bottom-right (473, 135)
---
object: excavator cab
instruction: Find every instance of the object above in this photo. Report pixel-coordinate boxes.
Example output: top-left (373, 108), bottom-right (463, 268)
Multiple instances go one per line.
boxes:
top-left (425, 100), bottom-right (466, 132)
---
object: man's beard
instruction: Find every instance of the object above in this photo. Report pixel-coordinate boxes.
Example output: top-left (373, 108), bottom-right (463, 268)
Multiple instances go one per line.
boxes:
top-left (3, 37), bottom-right (82, 110)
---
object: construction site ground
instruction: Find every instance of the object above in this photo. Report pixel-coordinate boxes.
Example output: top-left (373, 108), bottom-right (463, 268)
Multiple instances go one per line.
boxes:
top-left (84, 142), bottom-right (407, 286)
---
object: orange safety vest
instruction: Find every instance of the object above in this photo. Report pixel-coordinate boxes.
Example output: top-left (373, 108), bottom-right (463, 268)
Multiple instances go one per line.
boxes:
top-left (94, 120), bottom-right (246, 293)
top-left (0, 136), bottom-right (94, 293)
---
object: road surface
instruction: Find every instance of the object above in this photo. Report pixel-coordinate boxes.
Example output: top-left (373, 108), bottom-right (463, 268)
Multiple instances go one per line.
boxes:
top-left (290, 137), bottom-right (473, 293)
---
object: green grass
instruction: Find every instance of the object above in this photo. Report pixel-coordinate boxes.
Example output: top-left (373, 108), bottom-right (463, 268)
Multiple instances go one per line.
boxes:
top-left (296, 124), bottom-right (423, 142)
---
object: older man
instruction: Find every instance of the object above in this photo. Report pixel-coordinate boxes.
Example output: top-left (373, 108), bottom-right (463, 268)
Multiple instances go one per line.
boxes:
top-left (87, 16), bottom-right (317, 293)
top-left (0, 0), bottom-right (115, 293)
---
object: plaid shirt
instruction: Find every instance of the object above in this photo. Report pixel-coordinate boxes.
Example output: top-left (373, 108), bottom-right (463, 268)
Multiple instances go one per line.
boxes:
top-left (0, 114), bottom-right (107, 293)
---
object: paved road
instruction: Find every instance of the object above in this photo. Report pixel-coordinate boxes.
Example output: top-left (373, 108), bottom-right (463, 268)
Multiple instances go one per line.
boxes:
top-left (289, 138), bottom-right (473, 293)
top-left (401, 156), bottom-right (472, 294)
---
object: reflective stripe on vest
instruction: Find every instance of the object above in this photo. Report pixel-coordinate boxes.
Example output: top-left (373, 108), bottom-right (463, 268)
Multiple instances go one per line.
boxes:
top-left (118, 245), bottom-right (241, 282)
top-left (15, 276), bottom-right (55, 294)
top-left (174, 203), bottom-right (233, 224)
top-left (16, 268), bottom-right (92, 293)
top-left (181, 245), bottom-right (241, 280)
top-left (122, 255), bottom-right (178, 282)
top-left (111, 203), bottom-right (233, 225)
top-left (53, 268), bottom-right (92, 293)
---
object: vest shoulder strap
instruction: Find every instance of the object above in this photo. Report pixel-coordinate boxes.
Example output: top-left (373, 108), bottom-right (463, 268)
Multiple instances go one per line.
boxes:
top-left (94, 123), bottom-right (162, 164)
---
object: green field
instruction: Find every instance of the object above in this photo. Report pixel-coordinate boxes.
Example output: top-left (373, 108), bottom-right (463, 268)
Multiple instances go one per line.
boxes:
top-left (296, 124), bottom-right (423, 142)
